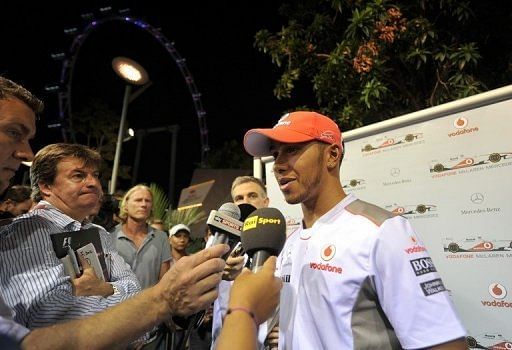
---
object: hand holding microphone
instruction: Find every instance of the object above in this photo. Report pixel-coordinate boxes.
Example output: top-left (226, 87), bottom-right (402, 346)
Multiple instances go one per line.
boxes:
top-left (216, 207), bottom-right (286, 350)
top-left (228, 256), bottom-right (282, 325)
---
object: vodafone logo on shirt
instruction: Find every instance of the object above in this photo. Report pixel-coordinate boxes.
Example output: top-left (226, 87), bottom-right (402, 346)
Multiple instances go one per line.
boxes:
top-left (321, 244), bottom-right (336, 261)
top-left (309, 244), bottom-right (342, 274)
top-left (404, 236), bottom-right (427, 254)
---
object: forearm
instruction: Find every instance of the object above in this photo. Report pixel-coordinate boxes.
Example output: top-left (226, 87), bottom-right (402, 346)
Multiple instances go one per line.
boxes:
top-left (216, 310), bottom-right (257, 350)
top-left (22, 286), bottom-right (169, 350)
top-left (28, 289), bottom-right (138, 328)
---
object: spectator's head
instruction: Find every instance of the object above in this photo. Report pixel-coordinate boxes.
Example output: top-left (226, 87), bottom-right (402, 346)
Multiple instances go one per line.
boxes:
top-left (30, 143), bottom-right (103, 221)
top-left (118, 184), bottom-right (153, 224)
top-left (0, 77), bottom-right (43, 194)
top-left (0, 185), bottom-right (33, 216)
top-left (231, 176), bottom-right (269, 209)
top-left (168, 223), bottom-right (191, 253)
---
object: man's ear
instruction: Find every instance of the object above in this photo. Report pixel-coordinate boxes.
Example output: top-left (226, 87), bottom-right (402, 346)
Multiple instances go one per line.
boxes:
top-left (38, 182), bottom-right (52, 198)
top-left (327, 144), bottom-right (341, 169)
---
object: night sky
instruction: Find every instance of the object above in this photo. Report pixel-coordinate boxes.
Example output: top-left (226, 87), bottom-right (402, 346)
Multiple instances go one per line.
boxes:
top-left (1, 1), bottom-right (300, 202)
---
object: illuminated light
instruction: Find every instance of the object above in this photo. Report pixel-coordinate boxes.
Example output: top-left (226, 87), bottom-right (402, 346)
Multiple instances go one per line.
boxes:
top-left (112, 57), bottom-right (149, 86)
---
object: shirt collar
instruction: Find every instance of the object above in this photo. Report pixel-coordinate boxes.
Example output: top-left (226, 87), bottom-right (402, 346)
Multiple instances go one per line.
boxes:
top-left (36, 200), bottom-right (89, 230)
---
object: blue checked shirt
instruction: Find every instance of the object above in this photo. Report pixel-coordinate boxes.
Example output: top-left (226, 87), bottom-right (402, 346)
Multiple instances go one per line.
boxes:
top-left (0, 201), bottom-right (141, 328)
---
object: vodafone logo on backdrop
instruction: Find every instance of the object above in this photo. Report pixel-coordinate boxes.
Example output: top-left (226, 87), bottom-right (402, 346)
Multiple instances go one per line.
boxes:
top-left (488, 283), bottom-right (507, 299)
top-left (481, 282), bottom-right (512, 309)
top-left (453, 117), bottom-right (468, 129)
top-left (448, 116), bottom-right (479, 137)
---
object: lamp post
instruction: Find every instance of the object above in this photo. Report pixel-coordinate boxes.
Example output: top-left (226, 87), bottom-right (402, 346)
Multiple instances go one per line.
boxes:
top-left (110, 56), bottom-right (149, 195)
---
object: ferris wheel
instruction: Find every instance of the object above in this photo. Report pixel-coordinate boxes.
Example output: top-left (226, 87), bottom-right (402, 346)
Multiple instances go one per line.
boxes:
top-left (50, 8), bottom-right (210, 165)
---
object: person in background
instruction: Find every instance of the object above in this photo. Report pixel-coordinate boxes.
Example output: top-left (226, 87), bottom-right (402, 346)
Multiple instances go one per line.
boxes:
top-left (231, 176), bottom-right (269, 209)
top-left (166, 223), bottom-right (192, 349)
top-left (168, 223), bottom-right (191, 264)
top-left (0, 76), bottom-right (228, 350)
top-left (243, 111), bottom-right (468, 349)
top-left (216, 256), bottom-right (282, 350)
top-left (211, 175), bottom-right (273, 350)
top-left (112, 184), bottom-right (171, 349)
top-left (113, 184), bottom-right (171, 289)
top-left (0, 185), bottom-right (32, 220)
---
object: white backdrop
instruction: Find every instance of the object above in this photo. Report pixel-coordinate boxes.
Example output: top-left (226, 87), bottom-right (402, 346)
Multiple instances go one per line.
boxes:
top-left (257, 85), bottom-right (512, 348)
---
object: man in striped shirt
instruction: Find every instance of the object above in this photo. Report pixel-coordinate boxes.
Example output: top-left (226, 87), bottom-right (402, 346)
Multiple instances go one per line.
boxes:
top-left (1, 143), bottom-right (142, 328)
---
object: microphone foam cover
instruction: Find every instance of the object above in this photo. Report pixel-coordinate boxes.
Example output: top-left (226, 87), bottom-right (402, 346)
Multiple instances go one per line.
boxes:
top-left (218, 202), bottom-right (241, 220)
top-left (241, 207), bottom-right (286, 256)
top-left (238, 203), bottom-right (257, 222)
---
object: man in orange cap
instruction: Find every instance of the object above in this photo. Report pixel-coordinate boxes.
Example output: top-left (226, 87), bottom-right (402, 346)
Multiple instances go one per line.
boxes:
top-left (243, 111), bottom-right (468, 350)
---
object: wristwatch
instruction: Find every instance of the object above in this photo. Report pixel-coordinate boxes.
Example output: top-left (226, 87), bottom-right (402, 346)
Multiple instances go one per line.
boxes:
top-left (110, 283), bottom-right (120, 295)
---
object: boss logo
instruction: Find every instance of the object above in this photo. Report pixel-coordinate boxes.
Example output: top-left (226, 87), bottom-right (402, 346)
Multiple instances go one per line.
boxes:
top-left (410, 257), bottom-right (437, 276)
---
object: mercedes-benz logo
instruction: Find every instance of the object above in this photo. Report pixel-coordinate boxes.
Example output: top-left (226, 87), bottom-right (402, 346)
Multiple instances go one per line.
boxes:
top-left (470, 192), bottom-right (484, 204)
top-left (390, 168), bottom-right (400, 177)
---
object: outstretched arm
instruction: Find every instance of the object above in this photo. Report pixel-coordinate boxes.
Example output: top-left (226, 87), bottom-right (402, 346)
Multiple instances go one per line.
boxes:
top-left (22, 244), bottom-right (229, 350)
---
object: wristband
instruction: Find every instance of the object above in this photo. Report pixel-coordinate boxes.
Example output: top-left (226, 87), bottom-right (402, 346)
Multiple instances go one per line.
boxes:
top-left (226, 307), bottom-right (258, 326)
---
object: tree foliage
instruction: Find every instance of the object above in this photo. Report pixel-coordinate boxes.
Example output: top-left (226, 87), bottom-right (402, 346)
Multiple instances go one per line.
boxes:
top-left (204, 139), bottom-right (253, 169)
top-left (254, 0), bottom-right (512, 129)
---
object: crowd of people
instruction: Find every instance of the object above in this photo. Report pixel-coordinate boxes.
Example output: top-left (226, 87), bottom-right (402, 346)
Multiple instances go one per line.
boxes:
top-left (0, 75), bottom-right (469, 350)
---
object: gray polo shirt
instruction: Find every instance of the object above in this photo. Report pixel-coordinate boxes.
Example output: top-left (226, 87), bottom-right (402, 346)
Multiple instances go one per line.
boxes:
top-left (112, 224), bottom-right (171, 289)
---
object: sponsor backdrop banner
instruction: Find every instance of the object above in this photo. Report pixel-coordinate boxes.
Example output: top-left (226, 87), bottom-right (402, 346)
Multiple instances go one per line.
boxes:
top-left (261, 86), bottom-right (512, 347)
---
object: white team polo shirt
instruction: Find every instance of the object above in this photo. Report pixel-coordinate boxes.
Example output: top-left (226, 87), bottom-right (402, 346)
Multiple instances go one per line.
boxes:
top-left (277, 194), bottom-right (466, 349)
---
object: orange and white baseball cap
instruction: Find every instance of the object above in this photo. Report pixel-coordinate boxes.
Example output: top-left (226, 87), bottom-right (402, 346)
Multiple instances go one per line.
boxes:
top-left (243, 111), bottom-right (343, 157)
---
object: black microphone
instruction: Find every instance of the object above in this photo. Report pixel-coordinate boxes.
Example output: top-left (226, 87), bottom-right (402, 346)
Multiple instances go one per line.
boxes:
top-left (241, 207), bottom-right (286, 272)
top-left (238, 203), bottom-right (257, 221)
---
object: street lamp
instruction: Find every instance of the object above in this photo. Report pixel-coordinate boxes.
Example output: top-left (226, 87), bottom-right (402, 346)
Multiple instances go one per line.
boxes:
top-left (110, 56), bottom-right (150, 195)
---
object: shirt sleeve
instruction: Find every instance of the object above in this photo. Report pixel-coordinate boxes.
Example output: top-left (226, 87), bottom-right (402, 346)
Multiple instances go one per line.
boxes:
top-left (98, 226), bottom-right (141, 295)
top-left (159, 233), bottom-right (171, 264)
top-left (370, 216), bottom-right (466, 349)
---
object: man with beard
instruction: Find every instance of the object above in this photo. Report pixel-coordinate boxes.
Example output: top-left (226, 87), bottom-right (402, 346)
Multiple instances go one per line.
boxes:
top-left (243, 111), bottom-right (467, 350)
